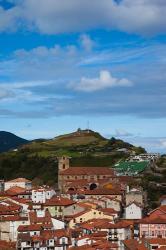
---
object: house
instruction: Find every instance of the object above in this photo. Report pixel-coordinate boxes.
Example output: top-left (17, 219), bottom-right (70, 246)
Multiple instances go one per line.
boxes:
top-left (125, 187), bottom-right (145, 206)
top-left (129, 153), bottom-right (160, 162)
top-left (29, 210), bottom-right (53, 229)
top-left (32, 188), bottom-right (56, 204)
top-left (43, 196), bottom-right (75, 217)
top-left (0, 200), bottom-right (22, 217)
top-left (125, 201), bottom-right (143, 219)
top-left (79, 218), bottom-right (113, 234)
top-left (101, 196), bottom-right (122, 212)
top-left (5, 186), bottom-right (32, 199)
top-left (1, 197), bottom-right (29, 217)
top-left (4, 178), bottom-right (32, 191)
top-left (68, 208), bottom-right (115, 228)
top-left (107, 220), bottom-right (133, 249)
top-left (58, 156), bottom-right (116, 192)
top-left (18, 224), bottom-right (42, 237)
top-left (0, 215), bottom-right (29, 241)
top-left (139, 216), bottom-right (166, 238)
top-left (17, 228), bottom-right (71, 250)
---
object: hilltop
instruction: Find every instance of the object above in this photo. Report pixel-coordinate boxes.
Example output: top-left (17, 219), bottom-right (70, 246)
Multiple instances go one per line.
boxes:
top-left (21, 129), bottom-right (145, 158)
top-left (0, 129), bottom-right (145, 185)
top-left (0, 131), bottom-right (29, 153)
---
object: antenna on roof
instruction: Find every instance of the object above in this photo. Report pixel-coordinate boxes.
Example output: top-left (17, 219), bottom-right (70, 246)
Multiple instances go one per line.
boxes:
top-left (87, 120), bottom-right (90, 133)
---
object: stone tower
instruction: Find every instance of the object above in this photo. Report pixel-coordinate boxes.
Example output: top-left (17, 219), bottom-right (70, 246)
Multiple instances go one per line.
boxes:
top-left (58, 156), bottom-right (70, 192)
top-left (58, 156), bottom-right (70, 171)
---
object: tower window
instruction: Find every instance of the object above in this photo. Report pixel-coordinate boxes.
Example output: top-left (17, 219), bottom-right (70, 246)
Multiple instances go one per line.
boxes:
top-left (63, 164), bottom-right (66, 169)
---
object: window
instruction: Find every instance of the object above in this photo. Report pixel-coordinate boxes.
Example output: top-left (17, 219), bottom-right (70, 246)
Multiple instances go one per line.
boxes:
top-left (63, 164), bottom-right (66, 169)
top-left (142, 231), bottom-right (146, 237)
top-left (151, 231), bottom-right (154, 236)
top-left (62, 237), bottom-right (66, 244)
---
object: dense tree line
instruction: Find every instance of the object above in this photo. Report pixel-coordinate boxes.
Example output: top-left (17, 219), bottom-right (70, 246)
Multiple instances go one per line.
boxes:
top-left (0, 152), bottom-right (58, 186)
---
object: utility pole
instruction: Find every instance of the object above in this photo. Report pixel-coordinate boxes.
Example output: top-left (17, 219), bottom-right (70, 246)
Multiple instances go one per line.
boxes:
top-left (87, 120), bottom-right (90, 132)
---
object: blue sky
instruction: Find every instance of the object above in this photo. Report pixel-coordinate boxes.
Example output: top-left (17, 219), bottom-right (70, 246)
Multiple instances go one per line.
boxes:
top-left (0, 0), bottom-right (166, 153)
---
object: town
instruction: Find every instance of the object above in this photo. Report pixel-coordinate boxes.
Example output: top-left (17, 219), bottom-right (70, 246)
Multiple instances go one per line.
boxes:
top-left (0, 153), bottom-right (165, 250)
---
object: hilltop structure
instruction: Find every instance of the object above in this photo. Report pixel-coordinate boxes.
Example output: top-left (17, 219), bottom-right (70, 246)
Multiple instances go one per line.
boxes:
top-left (58, 156), bottom-right (116, 193)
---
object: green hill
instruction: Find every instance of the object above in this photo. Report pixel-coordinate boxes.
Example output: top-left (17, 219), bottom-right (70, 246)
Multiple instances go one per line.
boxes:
top-left (0, 129), bottom-right (146, 185)
top-left (0, 131), bottom-right (29, 153)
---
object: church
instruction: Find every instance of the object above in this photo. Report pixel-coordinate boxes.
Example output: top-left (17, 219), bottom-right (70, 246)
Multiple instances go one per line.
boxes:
top-left (58, 156), bottom-right (117, 193)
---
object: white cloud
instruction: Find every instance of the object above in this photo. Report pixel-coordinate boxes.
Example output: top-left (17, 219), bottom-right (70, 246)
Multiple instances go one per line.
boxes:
top-left (70, 70), bottom-right (132, 92)
top-left (0, 0), bottom-right (166, 35)
top-left (80, 34), bottom-right (95, 52)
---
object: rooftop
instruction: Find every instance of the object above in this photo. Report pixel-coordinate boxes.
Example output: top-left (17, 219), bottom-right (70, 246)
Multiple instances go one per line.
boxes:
top-left (6, 178), bottom-right (31, 183)
top-left (60, 167), bottom-right (115, 176)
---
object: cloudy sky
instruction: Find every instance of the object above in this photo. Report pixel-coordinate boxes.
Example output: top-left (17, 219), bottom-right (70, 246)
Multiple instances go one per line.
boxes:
top-left (0, 0), bottom-right (166, 153)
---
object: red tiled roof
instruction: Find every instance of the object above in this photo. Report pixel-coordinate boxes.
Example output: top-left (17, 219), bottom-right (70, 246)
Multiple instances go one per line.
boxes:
top-left (1, 215), bottom-right (28, 221)
top-left (0, 203), bottom-right (21, 215)
top-left (139, 215), bottom-right (166, 224)
top-left (80, 218), bottom-right (113, 230)
top-left (6, 186), bottom-right (27, 196)
top-left (69, 245), bottom-right (94, 250)
top-left (29, 210), bottom-right (53, 227)
top-left (41, 229), bottom-right (70, 240)
top-left (83, 188), bottom-right (122, 195)
top-left (67, 208), bottom-right (91, 219)
top-left (18, 224), bottom-right (42, 232)
top-left (108, 220), bottom-right (133, 229)
top-left (123, 239), bottom-right (148, 250)
top-left (159, 205), bottom-right (166, 213)
top-left (0, 240), bottom-right (16, 250)
top-left (60, 167), bottom-right (115, 176)
top-left (149, 205), bottom-right (166, 216)
top-left (44, 197), bottom-right (75, 206)
top-left (11, 197), bottom-right (31, 204)
top-left (145, 238), bottom-right (166, 245)
top-left (99, 208), bottom-right (118, 215)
